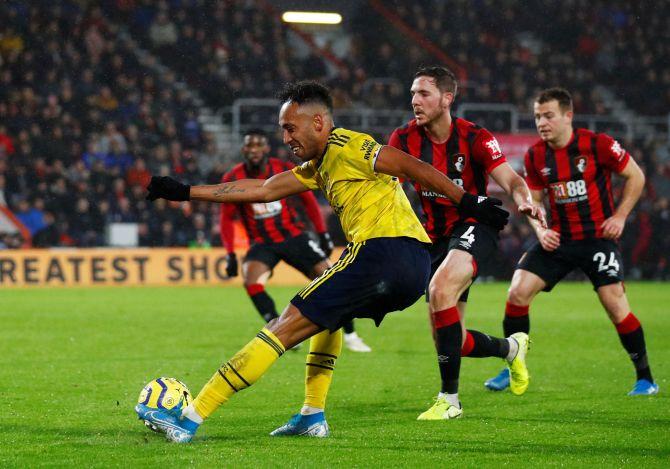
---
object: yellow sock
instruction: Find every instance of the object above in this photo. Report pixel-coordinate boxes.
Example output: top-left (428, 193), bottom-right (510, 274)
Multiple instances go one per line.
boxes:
top-left (193, 328), bottom-right (285, 419)
top-left (304, 328), bottom-right (342, 409)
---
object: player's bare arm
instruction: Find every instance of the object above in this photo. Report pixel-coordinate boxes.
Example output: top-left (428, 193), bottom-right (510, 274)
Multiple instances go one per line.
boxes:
top-left (146, 171), bottom-right (308, 204)
top-left (490, 163), bottom-right (547, 228)
top-left (601, 158), bottom-right (645, 240)
top-left (375, 145), bottom-right (465, 202)
top-left (375, 145), bottom-right (509, 230)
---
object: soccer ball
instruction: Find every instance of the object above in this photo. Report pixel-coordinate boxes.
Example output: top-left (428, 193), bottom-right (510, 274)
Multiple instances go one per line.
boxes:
top-left (137, 377), bottom-right (192, 431)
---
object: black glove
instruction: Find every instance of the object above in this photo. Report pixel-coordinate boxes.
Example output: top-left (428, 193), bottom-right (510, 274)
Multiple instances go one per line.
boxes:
top-left (318, 232), bottom-right (334, 257)
top-left (225, 252), bottom-right (238, 277)
top-left (457, 193), bottom-right (509, 231)
top-left (146, 176), bottom-right (191, 201)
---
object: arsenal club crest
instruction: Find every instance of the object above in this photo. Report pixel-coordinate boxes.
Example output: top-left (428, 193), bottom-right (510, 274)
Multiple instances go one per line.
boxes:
top-left (574, 155), bottom-right (588, 173)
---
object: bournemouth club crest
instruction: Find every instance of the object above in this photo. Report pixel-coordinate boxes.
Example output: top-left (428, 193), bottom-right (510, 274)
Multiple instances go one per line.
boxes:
top-left (574, 155), bottom-right (588, 173)
top-left (453, 153), bottom-right (466, 173)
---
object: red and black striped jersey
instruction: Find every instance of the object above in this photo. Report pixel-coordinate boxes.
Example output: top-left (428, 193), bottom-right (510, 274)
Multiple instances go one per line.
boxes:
top-left (221, 158), bottom-right (304, 245)
top-left (524, 128), bottom-right (630, 241)
top-left (388, 117), bottom-right (506, 240)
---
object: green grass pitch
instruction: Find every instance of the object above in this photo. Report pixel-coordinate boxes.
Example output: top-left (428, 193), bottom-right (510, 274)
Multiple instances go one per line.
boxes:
top-left (1, 282), bottom-right (668, 467)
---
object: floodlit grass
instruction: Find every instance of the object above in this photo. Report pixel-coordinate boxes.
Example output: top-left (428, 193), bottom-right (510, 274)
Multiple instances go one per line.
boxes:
top-left (1, 282), bottom-right (668, 467)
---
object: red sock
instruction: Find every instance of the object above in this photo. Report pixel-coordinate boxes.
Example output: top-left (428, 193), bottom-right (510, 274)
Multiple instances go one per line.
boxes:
top-left (461, 331), bottom-right (475, 357)
top-left (615, 312), bottom-right (641, 334)
top-left (245, 283), bottom-right (264, 296)
top-left (432, 306), bottom-right (460, 328)
top-left (505, 302), bottom-right (529, 317)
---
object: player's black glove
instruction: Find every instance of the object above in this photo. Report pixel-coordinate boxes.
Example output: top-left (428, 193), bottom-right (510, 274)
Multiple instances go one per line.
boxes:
top-left (225, 252), bottom-right (238, 277)
top-left (146, 176), bottom-right (191, 201)
top-left (457, 193), bottom-right (509, 231)
top-left (318, 232), bottom-right (334, 257)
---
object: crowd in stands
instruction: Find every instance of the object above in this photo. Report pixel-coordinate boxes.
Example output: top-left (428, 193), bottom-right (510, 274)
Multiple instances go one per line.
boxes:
top-left (0, 1), bottom-right (668, 279)
top-left (354, 0), bottom-right (670, 116)
top-left (0, 2), bottom-right (228, 250)
top-left (113, 0), bottom-right (670, 119)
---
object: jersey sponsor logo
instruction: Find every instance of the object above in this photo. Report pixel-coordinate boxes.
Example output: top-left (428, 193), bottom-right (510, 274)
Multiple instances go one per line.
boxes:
top-left (251, 201), bottom-right (283, 219)
top-left (421, 190), bottom-right (448, 199)
top-left (549, 180), bottom-right (587, 203)
top-left (484, 138), bottom-right (503, 159)
top-left (360, 139), bottom-right (377, 160)
top-left (574, 155), bottom-right (588, 173)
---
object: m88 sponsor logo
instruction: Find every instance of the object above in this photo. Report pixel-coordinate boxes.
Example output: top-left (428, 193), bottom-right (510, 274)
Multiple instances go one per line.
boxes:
top-left (550, 180), bottom-right (587, 202)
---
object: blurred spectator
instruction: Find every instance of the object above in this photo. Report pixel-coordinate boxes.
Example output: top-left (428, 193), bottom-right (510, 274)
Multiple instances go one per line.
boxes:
top-left (126, 158), bottom-right (151, 188)
top-left (15, 198), bottom-right (46, 235)
top-left (32, 212), bottom-right (59, 247)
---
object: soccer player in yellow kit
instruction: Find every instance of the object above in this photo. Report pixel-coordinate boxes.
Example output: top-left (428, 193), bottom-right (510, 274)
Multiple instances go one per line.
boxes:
top-left (139, 81), bottom-right (508, 442)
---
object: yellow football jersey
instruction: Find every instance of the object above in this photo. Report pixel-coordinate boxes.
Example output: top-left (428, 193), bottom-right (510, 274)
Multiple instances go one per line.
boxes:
top-left (292, 128), bottom-right (431, 244)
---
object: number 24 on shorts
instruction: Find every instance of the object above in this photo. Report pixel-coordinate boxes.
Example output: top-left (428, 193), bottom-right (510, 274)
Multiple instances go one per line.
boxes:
top-left (593, 251), bottom-right (619, 273)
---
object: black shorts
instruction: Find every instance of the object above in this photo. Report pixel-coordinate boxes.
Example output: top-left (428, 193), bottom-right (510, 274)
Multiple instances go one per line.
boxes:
top-left (244, 233), bottom-right (326, 278)
top-left (427, 223), bottom-right (499, 303)
top-left (517, 238), bottom-right (624, 291)
top-left (291, 237), bottom-right (430, 331)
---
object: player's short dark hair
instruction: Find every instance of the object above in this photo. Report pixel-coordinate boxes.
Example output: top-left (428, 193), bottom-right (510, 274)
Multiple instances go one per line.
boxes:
top-left (415, 66), bottom-right (458, 96)
top-left (277, 81), bottom-right (333, 113)
top-left (535, 87), bottom-right (573, 112)
top-left (244, 128), bottom-right (267, 139)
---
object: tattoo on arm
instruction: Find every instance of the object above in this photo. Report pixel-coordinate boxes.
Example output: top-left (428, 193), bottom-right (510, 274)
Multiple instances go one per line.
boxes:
top-left (212, 184), bottom-right (245, 199)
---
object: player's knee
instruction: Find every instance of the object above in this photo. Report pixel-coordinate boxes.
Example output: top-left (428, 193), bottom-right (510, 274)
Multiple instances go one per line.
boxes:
top-left (508, 284), bottom-right (532, 306)
top-left (508, 275), bottom-right (538, 305)
top-left (598, 284), bottom-right (627, 321)
top-left (428, 278), bottom-right (462, 308)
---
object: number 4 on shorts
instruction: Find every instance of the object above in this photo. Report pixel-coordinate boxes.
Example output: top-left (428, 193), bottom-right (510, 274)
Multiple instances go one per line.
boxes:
top-left (460, 226), bottom-right (475, 245)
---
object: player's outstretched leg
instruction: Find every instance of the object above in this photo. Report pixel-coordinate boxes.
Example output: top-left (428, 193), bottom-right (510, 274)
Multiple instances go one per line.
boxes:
top-left (271, 328), bottom-right (342, 437)
top-left (137, 326), bottom-right (286, 443)
top-left (460, 328), bottom-right (529, 394)
top-left (139, 306), bottom-right (320, 443)
top-left (343, 320), bottom-right (372, 352)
